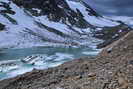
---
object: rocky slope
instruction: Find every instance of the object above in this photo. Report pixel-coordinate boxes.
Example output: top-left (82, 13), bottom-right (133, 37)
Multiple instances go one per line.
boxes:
top-left (0, 0), bottom-right (131, 49)
top-left (0, 31), bottom-right (133, 89)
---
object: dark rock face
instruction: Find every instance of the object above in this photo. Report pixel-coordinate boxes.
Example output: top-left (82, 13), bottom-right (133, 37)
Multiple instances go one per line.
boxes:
top-left (93, 23), bottom-right (132, 48)
top-left (0, 2), bottom-right (15, 14)
top-left (0, 1), bottom-right (17, 24)
top-left (12, 0), bottom-right (94, 28)
top-left (0, 23), bottom-right (5, 31)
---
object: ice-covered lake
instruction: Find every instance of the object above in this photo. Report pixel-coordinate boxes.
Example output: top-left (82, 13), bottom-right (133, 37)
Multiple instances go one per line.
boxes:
top-left (0, 46), bottom-right (100, 80)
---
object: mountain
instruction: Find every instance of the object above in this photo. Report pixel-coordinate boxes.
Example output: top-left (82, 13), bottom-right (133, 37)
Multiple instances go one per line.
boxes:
top-left (0, 0), bottom-right (131, 49)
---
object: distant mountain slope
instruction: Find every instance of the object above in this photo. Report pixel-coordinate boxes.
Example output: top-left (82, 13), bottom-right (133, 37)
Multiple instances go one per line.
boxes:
top-left (0, 0), bottom-right (131, 48)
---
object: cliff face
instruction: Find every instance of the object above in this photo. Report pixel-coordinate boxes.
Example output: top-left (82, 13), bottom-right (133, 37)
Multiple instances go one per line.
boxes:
top-left (0, 31), bottom-right (133, 89)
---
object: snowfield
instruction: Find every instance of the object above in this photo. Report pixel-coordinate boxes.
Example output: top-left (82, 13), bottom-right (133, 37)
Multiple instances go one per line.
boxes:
top-left (0, 0), bottom-right (131, 49)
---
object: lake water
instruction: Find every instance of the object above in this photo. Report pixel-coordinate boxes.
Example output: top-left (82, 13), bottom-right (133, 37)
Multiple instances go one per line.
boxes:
top-left (0, 46), bottom-right (100, 80)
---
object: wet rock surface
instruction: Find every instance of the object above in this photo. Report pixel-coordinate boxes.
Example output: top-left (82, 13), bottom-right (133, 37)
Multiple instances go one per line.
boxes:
top-left (0, 31), bottom-right (133, 89)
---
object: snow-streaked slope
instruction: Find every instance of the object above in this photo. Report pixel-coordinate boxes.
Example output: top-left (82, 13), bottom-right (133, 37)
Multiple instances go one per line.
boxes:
top-left (66, 0), bottom-right (119, 27)
top-left (0, 0), bottom-right (121, 49)
top-left (109, 16), bottom-right (133, 27)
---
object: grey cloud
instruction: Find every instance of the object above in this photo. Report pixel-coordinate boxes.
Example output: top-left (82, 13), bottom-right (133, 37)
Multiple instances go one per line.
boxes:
top-left (84, 0), bottom-right (133, 16)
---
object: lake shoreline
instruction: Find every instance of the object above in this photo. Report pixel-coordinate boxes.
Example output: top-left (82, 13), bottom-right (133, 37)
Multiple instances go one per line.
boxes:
top-left (0, 31), bottom-right (133, 89)
top-left (0, 46), bottom-right (100, 80)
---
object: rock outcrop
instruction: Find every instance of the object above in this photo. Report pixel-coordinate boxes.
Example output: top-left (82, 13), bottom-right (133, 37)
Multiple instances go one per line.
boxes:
top-left (94, 22), bottom-right (132, 48)
top-left (0, 1), bottom-right (15, 14)
top-left (0, 23), bottom-right (5, 31)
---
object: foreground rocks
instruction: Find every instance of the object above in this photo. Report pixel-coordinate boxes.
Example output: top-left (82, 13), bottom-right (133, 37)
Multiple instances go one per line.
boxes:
top-left (0, 31), bottom-right (133, 89)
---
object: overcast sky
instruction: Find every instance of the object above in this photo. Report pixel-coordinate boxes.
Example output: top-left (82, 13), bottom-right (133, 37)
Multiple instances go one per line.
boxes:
top-left (84, 0), bottom-right (133, 16)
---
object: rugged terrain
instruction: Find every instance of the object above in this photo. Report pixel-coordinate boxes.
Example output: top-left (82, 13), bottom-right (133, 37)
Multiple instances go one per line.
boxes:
top-left (0, 0), bottom-right (133, 89)
top-left (0, 0), bottom-right (132, 49)
top-left (0, 31), bottom-right (133, 89)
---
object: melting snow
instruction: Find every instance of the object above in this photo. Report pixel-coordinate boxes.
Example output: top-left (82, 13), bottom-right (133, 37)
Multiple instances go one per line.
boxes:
top-left (0, 0), bottom-right (122, 49)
